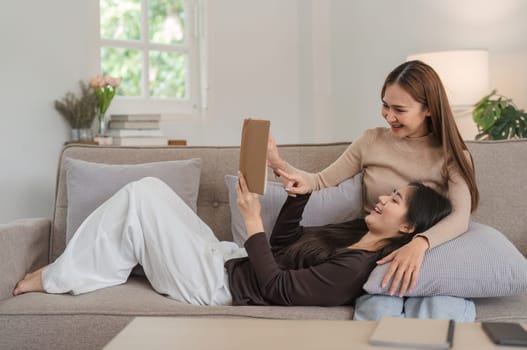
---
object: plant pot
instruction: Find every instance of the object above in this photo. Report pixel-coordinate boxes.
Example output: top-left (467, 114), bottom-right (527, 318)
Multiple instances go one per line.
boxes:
top-left (79, 128), bottom-right (93, 141)
top-left (71, 129), bottom-right (80, 141)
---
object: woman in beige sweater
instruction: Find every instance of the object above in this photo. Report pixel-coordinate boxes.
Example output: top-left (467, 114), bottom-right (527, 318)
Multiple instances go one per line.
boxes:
top-left (268, 60), bottom-right (479, 297)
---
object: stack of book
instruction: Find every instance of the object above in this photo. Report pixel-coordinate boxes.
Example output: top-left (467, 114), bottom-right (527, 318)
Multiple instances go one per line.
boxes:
top-left (107, 114), bottom-right (168, 146)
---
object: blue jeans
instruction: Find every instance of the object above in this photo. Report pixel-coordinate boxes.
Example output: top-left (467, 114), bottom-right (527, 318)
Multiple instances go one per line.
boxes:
top-left (353, 294), bottom-right (476, 321)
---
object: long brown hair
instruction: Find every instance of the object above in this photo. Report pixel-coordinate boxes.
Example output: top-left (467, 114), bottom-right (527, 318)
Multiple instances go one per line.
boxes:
top-left (381, 60), bottom-right (479, 212)
top-left (281, 183), bottom-right (452, 269)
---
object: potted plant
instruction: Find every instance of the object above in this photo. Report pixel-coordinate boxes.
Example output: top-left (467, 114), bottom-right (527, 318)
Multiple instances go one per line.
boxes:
top-left (89, 74), bottom-right (121, 137)
top-left (473, 90), bottom-right (527, 140)
top-left (54, 81), bottom-right (99, 141)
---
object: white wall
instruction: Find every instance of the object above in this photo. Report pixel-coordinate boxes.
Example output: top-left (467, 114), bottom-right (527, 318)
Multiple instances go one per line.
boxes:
top-left (1, 0), bottom-right (526, 223)
top-left (0, 0), bottom-right (309, 223)
top-left (162, 0), bottom-right (302, 146)
top-left (330, 0), bottom-right (527, 142)
top-left (0, 1), bottom-right (99, 223)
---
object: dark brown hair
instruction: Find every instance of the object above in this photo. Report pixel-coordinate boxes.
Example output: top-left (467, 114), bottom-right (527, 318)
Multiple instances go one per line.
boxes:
top-left (381, 60), bottom-right (479, 212)
top-left (281, 183), bottom-right (452, 269)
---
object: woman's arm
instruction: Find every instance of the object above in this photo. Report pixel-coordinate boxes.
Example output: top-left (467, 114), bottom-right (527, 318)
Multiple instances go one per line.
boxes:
top-left (236, 174), bottom-right (264, 237)
top-left (268, 131), bottom-right (369, 194)
top-left (416, 171), bottom-right (471, 247)
top-left (245, 233), bottom-right (376, 306)
top-left (269, 193), bottom-right (311, 249)
top-left (376, 160), bottom-right (472, 297)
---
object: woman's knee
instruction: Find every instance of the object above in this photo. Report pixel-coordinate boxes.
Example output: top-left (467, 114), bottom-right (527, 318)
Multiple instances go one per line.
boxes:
top-left (130, 177), bottom-right (169, 195)
top-left (404, 296), bottom-right (476, 321)
top-left (353, 294), bottom-right (404, 320)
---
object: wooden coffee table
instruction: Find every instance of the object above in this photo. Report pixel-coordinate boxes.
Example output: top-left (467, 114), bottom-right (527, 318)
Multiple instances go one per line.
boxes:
top-left (103, 317), bottom-right (525, 349)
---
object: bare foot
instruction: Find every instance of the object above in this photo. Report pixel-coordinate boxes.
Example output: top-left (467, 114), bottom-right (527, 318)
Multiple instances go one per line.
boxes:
top-left (13, 266), bottom-right (47, 296)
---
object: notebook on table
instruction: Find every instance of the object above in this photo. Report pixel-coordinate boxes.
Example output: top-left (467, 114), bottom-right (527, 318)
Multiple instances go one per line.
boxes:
top-left (369, 317), bottom-right (455, 349)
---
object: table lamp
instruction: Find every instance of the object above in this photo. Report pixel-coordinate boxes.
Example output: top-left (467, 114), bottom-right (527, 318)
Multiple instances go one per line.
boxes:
top-left (406, 50), bottom-right (490, 139)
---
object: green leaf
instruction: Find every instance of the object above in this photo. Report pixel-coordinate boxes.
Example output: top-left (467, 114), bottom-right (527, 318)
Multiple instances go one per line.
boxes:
top-left (480, 107), bottom-right (497, 130)
top-left (517, 114), bottom-right (527, 138)
top-left (472, 90), bottom-right (527, 140)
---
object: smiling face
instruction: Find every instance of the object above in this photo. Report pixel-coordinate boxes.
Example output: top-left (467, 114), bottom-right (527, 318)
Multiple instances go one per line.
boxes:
top-left (381, 83), bottom-right (430, 138)
top-left (364, 185), bottom-right (415, 237)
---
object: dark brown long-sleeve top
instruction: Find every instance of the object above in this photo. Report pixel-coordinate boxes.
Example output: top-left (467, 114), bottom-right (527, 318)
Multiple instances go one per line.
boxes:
top-left (225, 193), bottom-right (381, 306)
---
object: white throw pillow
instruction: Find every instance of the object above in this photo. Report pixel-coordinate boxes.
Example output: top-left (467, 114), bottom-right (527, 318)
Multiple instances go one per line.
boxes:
top-left (225, 173), bottom-right (363, 246)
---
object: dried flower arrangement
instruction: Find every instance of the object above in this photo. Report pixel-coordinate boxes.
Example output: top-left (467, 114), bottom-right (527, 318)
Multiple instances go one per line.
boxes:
top-left (54, 81), bottom-right (99, 129)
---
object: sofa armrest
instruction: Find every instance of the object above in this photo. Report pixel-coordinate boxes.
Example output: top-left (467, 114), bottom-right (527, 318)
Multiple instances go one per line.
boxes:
top-left (0, 218), bottom-right (50, 302)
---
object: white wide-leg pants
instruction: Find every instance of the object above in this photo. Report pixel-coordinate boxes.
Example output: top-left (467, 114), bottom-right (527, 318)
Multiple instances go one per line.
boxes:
top-left (42, 177), bottom-right (247, 305)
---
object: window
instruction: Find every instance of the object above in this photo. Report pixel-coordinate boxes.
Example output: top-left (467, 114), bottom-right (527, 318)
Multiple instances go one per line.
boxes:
top-left (98, 0), bottom-right (205, 115)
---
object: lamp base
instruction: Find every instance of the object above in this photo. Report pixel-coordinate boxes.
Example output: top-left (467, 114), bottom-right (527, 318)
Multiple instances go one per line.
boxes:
top-left (453, 108), bottom-right (479, 141)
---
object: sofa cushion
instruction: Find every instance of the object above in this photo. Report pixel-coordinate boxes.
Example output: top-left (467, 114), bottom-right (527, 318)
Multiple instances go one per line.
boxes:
top-left (65, 158), bottom-right (201, 243)
top-left (0, 277), bottom-right (353, 320)
top-left (2, 279), bottom-right (525, 323)
top-left (474, 295), bottom-right (527, 322)
top-left (466, 140), bottom-right (527, 256)
top-left (364, 222), bottom-right (527, 298)
top-left (225, 174), bottom-right (363, 246)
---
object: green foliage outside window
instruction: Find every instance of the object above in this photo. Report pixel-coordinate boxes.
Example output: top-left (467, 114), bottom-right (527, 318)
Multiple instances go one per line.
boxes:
top-left (101, 47), bottom-right (142, 97)
top-left (149, 0), bottom-right (186, 45)
top-left (150, 51), bottom-right (187, 99)
top-left (100, 0), bottom-right (141, 41)
top-left (100, 0), bottom-right (187, 99)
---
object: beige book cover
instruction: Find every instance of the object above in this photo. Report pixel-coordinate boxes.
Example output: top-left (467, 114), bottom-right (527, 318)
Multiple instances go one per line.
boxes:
top-left (369, 317), bottom-right (455, 349)
top-left (112, 137), bottom-right (168, 146)
top-left (239, 118), bottom-right (270, 195)
top-left (110, 114), bottom-right (161, 122)
top-left (108, 121), bottom-right (160, 129)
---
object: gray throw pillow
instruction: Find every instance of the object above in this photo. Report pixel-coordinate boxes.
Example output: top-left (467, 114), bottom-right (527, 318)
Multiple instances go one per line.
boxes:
top-left (225, 173), bottom-right (363, 246)
top-left (65, 158), bottom-right (201, 243)
top-left (364, 222), bottom-right (527, 298)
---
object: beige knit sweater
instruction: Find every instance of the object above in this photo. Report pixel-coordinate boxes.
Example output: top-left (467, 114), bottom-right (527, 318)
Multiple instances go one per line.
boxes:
top-left (287, 128), bottom-right (471, 248)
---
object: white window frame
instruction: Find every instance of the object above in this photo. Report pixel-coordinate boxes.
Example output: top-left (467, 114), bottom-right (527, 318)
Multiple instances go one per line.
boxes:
top-left (97, 0), bottom-right (206, 116)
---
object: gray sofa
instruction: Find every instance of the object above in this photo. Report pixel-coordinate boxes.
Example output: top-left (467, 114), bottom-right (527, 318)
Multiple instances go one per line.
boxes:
top-left (1, 140), bottom-right (526, 350)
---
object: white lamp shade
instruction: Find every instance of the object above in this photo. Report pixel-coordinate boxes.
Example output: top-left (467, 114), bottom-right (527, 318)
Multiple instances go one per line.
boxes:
top-left (407, 50), bottom-right (490, 108)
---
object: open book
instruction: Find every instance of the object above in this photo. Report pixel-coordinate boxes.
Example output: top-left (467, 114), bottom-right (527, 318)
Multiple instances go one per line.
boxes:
top-left (369, 317), bottom-right (455, 349)
top-left (239, 118), bottom-right (270, 195)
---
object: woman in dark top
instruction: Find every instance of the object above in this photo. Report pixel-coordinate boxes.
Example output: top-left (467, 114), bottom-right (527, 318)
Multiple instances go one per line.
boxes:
top-left (14, 175), bottom-right (451, 307)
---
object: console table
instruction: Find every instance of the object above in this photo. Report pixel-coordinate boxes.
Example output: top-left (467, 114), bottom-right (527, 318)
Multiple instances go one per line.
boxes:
top-left (64, 139), bottom-right (187, 146)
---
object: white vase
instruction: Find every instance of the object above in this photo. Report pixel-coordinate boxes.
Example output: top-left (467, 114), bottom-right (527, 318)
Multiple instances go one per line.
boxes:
top-left (97, 114), bottom-right (106, 136)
